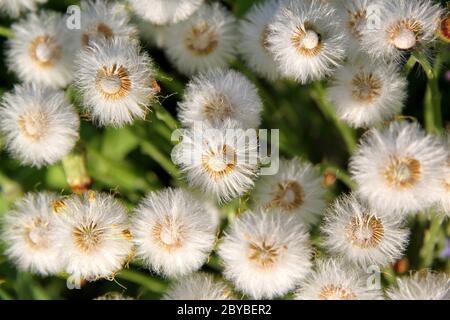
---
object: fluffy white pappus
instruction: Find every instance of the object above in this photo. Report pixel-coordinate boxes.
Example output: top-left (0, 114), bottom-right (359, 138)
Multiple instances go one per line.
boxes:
top-left (252, 158), bottom-right (326, 226)
top-left (239, 0), bottom-right (282, 81)
top-left (218, 209), bottom-right (312, 299)
top-left (2, 192), bottom-right (62, 276)
top-left (163, 273), bottom-right (232, 300)
top-left (327, 57), bottom-right (408, 128)
top-left (135, 18), bottom-right (168, 49)
top-left (178, 69), bottom-right (263, 129)
top-left (75, 37), bottom-right (156, 127)
top-left (0, 83), bottom-right (80, 168)
top-left (332, 0), bottom-right (382, 58)
top-left (0, 0), bottom-right (46, 17)
top-left (164, 3), bottom-right (237, 76)
top-left (130, 188), bottom-right (217, 278)
top-left (267, 0), bottom-right (347, 84)
top-left (387, 271), bottom-right (450, 300)
top-left (52, 192), bottom-right (133, 280)
top-left (6, 11), bottom-right (76, 88)
top-left (350, 121), bottom-right (448, 215)
top-left (295, 258), bottom-right (383, 300)
top-left (321, 194), bottom-right (409, 267)
top-left (360, 0), bottom-right (443, 62)
top-left (129, 0), bottom-right (204, 25)
top-left (172, 120), bottom-right (260, 203)
top-left (75, 0), bottom-right (137, 48)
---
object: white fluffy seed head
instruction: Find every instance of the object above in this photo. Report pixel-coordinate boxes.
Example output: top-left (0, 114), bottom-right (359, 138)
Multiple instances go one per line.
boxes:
top-left (164, 3), bottom-right (238, 76)
top-left (218, 209), bottom-right (312, 299)
top-left (252, 158), bottom-right (326, 226)
top-left (2, 192), bottom-right (63, 276)
top-left (172, 120), bottom-right (260, 203)
top-left (239, 0), bottom-right (282, 81)
top-left (163, 273), bottom-right (232, 300)
top-left (321, 194), bottom-right (409, 268)
top-left (6, 11), bottom-right (76, 88)
top-left (360, 0), bottom-right (443, 61)
top-left (0, 0), bottom-right (46, 17)
top-left (129, 0), bottom-right (204, 25)
top-left (350, 121), bottom-right (449, 215)
top-left (178, 69), bottom-right (263, 129)
top-left (328, 56), bottom-right (408, 128)
top-left (0, 83), bottom-right (80, 168)
top-left (332, 0), bottom-right (381, 59)
top-left (52, 192), bottom-right (133, 280)
top-left (267, 0), bottom-right (347, 84)
top-left (75, 37), bottom-right (156, 127)
top-left (387, 271), bottom-right (450, 300)
top-left (295, 258), bottom-right (384, 300)
top-left (75, 0), bottom-right (137, 49)
top-left (130, 188), bottom-right (217, 278)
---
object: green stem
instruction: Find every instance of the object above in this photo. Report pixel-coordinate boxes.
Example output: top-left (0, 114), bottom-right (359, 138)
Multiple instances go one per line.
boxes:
top-left (402, 55), bottom-right (417, 77)
top-left (62, 146), bottom-right (92, 193)
top-left (152, 102), bottom-right (179, 131)
top-left (154, 68), bottom-right (185, 94)
top-left (420, 215), bottom-right (444, 268)
top-left (116, 269), bottom-right (167, 293)
top-left (139, 139), bottom-right (180, 179)
top-left (311, 82), bottom-right (357, 154)
top-left (413, 52), bottom-right (443, 134)
top-left (0, 26), bottom-right (13, 38)
top-left (0, 286), bottom-right (13, 300)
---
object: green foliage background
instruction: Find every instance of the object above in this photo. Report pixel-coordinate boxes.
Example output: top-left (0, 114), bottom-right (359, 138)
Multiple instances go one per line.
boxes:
top-left (0, 0), bottom-right (449, 300)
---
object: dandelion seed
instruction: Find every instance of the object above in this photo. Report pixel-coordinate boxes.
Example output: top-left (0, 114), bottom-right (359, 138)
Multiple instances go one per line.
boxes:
top-left (172, 120), bottom-right (259, 203)
top-left (267, 0), bottom-right (347, 83)
top-left (360, 0), bottom-right (443, 61)
top-left (76, 0), bottom-right (137, 48)
top-left (75, 37), bottom-right (156, 127)
top-left (218, 209), bottom-right (312, 299)
top-left (131, 189), bottom-right (217, 278)
top-left (163, 273), bottom-right (232, 300)
top-left (178, 69), bottom-right (263, 129)
top-left (0, 83), bottom-right (79, 167)
top-left (0, 0), bottom-right (47, 18)
top-left (387, 271), bottom-right (450, 300)
top-left (328, 56), bottom-right (407, 128)
top-left (350, 121), bottom-right (448, 215)
top-left (6, 11), bottom-right (75, 88)
top-left (252, 158), bottom-right (326, 226)
top-left (129, 0), bottom-right (204, 25)
top-left (164, 3), bottom-right (237, 76)
top-left (295, 258), bottom-right (383, 300)
top-left (2, 193), bottom-right (63, 276)
top-left (52, 192), bottom-right (133, 280)
top-left (239, 0), bottom-right (282, 81)
top-left (322, 194), bottom-right (409, 267)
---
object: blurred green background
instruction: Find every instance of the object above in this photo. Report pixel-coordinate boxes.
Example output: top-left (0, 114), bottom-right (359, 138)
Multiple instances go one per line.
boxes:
top-left (0, 0), bottom-right (449, 300)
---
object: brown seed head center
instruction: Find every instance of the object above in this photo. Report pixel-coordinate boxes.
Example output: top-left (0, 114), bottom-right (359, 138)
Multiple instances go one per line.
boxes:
top-left (82, 22), bottom-right (114, 47)
top-left (73, 221), bottom-right (104, 252)
top-left (202, 145), bottom-right (237, 180)
top-left (152, 216), bottom-right (185, 252)
top-left (29, 35), bottom-right (62, 68)
top-left (351, 72), bottom-right (382, 103)
top-left (95, 64), bottom-right (132, 100)
top-left (347, 214), bottom-right (385, 249)
top-left (185, 22), bottom-right (219, 56)
top-left (270, 180), bottom-right (305, 211)
top-left (18, 111), bottom-right (49, 141)
top-left (383, 156), bottom-right (421, 188)
top-left (291, 23), bottom-right (323, 57)
top-left (319, 285), bottom-right (356, 300)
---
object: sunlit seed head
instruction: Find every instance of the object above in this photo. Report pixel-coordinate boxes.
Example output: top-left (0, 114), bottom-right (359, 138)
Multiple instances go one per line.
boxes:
top-left (346, 214), bottom-right (385, 249)
top-left (185, 22), bottom-right (219, 56)
top-left (248, 239), bottom-right (285, 269)
top-left (387, 19), bottom-right (422, 50)
top-left (28, 35), bottom-right (61, 68)
top-left (291, 24), bottom-right (323, 57)
top-left (269, 181), bottom-right (305, 211)
top-left (383, 156), bottom-right (421, 189)
top-left (152, 217), bottom-right (185, 252)
top-left (95, 64), bottom-right (132, 100)
top-left (82, 22), bottom-right (114, 47)
top-left (202, 93), bottom-right (234, 123)
top-left (73, 221), bottom-right (104, 253)
top-left (351, 72), bottom-right (383, 103)
top-left (201, 145), bottom-right (237, 180)
top-left (319, 285), bottom-right (357, 300)
top-left (17, 111), bottom-right (49, 141)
